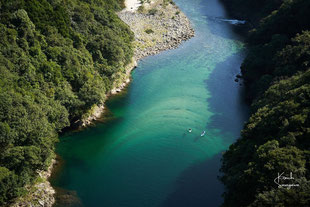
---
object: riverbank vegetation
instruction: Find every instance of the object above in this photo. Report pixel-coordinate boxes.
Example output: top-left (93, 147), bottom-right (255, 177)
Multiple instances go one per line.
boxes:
top-left (220, 0), bottom-right (310, 206)
top-left (0, 0), bottom-right (133, 205)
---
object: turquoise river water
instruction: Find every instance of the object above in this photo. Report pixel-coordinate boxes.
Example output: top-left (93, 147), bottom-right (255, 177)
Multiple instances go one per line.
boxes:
top-left (51, 0), bottom-right (249, 206)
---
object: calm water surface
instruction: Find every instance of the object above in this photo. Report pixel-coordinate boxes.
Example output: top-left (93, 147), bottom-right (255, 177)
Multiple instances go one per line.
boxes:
top-left (52, 0), bottom-right (249, 206)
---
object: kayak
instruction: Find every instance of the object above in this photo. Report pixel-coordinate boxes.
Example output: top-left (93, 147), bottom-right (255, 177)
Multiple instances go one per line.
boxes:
top-left (201, 131), bottom-right (206, 136)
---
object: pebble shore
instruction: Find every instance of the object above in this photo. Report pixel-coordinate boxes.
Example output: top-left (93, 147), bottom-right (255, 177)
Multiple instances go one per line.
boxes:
top-left (80, 0), bottom-right (194, 127)
top-left (118, 0), bottom-right (195, 60)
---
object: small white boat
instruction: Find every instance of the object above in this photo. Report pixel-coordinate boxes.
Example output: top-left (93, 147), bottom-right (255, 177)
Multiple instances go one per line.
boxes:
top-left (188, 129), bottom-right (192, 133)
top-left (201, 130), bottom-right (206, 136)
top-left (221, 19), bottom-right (246, 25)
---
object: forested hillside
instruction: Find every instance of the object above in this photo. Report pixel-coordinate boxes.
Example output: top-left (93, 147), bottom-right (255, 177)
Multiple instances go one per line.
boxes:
top-left (220, 0), bottom-right (310, 206)
top-left (0, 0), bottom-right (133, 205)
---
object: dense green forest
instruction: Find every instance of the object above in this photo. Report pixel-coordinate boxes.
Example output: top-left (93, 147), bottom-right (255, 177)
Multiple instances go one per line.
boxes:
top-left (220, 0), bottom-right (310, 206)
top-left (0, 0), bottom-right (133, 205)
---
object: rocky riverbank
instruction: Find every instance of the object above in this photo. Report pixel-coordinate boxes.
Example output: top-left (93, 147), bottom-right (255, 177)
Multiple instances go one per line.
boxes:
top-left (10, 160), bottom-right (56, 207)
top-left (80, 0), bottom-right (194, 127)
top-left (7, 1), bottom-right (194, 207)
top-left (79, 58), bottom-right (138, 127)
top-left (35, 1), bottom-right (194, 206)
top-left (118, 0), bottom-right (195, 60)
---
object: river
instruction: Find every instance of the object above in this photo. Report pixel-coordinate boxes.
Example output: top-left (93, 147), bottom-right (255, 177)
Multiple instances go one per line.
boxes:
top-left (51, 0), bottom-right (249, 206)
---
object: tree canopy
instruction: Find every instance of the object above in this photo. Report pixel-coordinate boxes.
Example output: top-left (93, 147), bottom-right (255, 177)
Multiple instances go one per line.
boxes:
top-left (0, 0), bottom-right (133, 205)
top-left (220, 0), bottom-right (310, 206)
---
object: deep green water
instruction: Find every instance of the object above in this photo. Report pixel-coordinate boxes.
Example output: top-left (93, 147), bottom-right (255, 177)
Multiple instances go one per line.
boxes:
top-left (51, 0), bottom-right (249, 206)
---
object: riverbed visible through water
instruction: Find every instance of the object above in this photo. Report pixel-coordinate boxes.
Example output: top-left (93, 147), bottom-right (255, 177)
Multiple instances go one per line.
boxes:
top-left (51, 0), bottom-right (249, 206)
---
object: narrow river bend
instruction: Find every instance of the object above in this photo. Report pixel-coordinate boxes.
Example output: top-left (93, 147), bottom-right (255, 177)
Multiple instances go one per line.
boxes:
top-left (51, 0), bottom-right (249, 206)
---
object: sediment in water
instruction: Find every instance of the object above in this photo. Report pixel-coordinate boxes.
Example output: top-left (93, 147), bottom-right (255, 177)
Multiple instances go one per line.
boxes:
top-left (14, 0), bottom-right (195, 206)
top-left (80, 0), bottom-right (194, 127)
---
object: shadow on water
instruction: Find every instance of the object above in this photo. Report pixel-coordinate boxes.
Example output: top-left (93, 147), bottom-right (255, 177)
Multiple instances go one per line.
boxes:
top-left (205, 51), bottom-right (250, 140)
top-left (52, 0), bottom-right (251, 206)
top-left (161, 153), bottom-right (224, 207)
top-left (194, 135), bottom-right (203, 142)
top-left (161, 44), bottom-right (250, 207)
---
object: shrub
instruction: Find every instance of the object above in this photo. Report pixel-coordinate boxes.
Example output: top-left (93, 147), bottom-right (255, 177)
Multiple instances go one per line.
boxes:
top-left (148, 8), bottom-right (157, 15)
top-left (145, 29), bottom-right (154, 34)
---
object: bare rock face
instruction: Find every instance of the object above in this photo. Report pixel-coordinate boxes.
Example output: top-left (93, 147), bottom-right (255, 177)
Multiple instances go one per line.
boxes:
top-left (11, 160), bottom-right (56, 207)
top-left (80, 104), bottom-right (105, 127)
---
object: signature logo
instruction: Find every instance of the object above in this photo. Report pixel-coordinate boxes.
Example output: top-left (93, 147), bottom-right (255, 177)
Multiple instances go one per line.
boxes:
top-left (274, 172), bottom-right (299, 189)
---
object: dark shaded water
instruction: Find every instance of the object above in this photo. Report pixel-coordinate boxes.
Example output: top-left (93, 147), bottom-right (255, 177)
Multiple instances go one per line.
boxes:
top-left (51, 0), bottom-right (249, 206)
